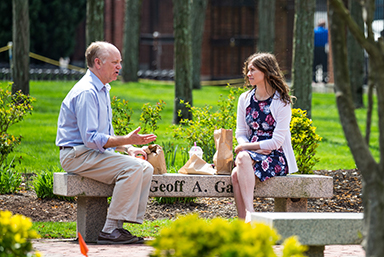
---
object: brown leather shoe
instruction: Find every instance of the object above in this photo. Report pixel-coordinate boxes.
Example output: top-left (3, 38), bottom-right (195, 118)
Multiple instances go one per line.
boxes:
top-left (117, 228), bottom-right (145, 244)
top-left (97, 228), bottom-right (139, 245)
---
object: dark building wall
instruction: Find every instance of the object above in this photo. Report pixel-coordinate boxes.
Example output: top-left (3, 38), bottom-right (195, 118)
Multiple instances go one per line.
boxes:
top-left (75, 0), bottom-right (294, 79)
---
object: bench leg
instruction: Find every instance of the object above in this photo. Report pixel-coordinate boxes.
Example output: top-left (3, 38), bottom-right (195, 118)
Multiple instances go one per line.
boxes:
top-left (77, 196), bottom-right (108, 243)
top-left (274, 198), bottom-right (307, 212)
top-left (305, 245), bottom-right (325, 257)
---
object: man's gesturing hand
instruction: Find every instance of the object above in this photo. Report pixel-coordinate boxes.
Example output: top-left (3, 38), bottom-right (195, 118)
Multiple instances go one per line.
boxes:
top-left (127, 127), bottom-right (157, 145)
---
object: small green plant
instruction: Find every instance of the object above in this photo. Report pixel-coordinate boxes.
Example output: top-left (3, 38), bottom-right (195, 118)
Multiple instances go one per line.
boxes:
top-left (153, 141), bottom-right (195, 204)
top-left (0, 210), bottom-right (41, 257)
top-left (140, 99), bottom-right (166, 135)
top-left (160, 141), bottom-right (189, 170)
top-left (172, 86), bottom-right (246, 163)
top-left (290, 108), bottom-right (322, 174)
top-left (33, 167), bottom-right (74, 201)
top-left (0, 83), bottom-right (35, 168)
top-left (148, 214), bottom-right (307, 257)
top-left (0, 158), bottom-right (22, 194)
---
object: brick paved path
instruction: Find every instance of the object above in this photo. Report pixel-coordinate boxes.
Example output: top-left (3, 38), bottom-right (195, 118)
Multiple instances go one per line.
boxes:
top-left (33, 239), bottom-right (365, 257)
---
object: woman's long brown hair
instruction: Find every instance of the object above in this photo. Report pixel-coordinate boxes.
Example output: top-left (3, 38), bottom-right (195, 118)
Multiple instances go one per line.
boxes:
top-left (243, 53), bottom-right (294, 105)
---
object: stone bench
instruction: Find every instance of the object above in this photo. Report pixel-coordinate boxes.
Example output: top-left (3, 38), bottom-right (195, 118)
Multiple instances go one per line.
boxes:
top-left (53, 172), bottom-right (333, 242)
top-left (249, 212), bottom-right (363, 257)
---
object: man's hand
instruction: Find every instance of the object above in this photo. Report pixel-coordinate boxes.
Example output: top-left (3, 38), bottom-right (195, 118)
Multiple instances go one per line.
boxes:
top-left (103, 127), bottom-right (157, 149)
top-left (127, 127), bottom-right (157, 145)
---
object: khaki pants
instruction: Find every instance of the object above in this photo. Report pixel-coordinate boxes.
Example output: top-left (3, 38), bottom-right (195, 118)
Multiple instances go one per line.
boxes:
top-left (60, 145), bottom-right (153, 223)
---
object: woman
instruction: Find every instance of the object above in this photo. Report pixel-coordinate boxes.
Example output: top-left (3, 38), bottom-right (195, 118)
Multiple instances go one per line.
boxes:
top-left (231, 53), bottom-right (298, 222)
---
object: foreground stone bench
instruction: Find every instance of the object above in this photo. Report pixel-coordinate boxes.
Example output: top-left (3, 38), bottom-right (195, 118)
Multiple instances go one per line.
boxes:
top-left (249, 212), bottom-right (363, 257)
top-left (53, 172), bottom-right (333, 242)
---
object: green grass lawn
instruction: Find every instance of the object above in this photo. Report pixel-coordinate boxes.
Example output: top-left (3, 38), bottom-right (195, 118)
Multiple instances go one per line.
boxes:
top-left (32, 219), bottom-right (173, 239)
top-left (311, 93), bottom-right (379, 170)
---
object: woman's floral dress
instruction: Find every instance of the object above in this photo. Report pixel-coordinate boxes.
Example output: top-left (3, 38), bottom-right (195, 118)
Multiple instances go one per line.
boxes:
top-left (245, 90), bottom-right (288, 182)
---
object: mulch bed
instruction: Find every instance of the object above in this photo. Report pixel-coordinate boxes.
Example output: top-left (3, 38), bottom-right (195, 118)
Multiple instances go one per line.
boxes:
top-left (0, 169), bottom-right (362, 222)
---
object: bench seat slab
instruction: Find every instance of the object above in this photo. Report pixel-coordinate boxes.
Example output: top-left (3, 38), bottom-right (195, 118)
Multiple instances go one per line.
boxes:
top-left (54, 173), bottom-right (333, 199)
top-left (249, 212), bottom-right (363, 257)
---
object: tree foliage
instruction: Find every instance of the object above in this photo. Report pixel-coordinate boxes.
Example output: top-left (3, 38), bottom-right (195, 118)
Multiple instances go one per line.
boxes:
top-left (0, 0), bottom-right (86, 63)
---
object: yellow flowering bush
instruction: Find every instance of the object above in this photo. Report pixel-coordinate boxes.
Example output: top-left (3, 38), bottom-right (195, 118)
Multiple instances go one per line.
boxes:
top-left (1, 84), bottom-right (35, 194)
top-left (148, 214), bottom-right (307, 257)
top-left (290, 108), bottom-right (322, 174)
top-left (0, 84), bottom-right (35, 167)
top-left (0, 211), bottom-right (41, 257)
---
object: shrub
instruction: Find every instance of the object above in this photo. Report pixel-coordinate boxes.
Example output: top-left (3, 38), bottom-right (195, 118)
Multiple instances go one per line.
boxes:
top-left (0, 210), bottom-right (41, 257)
top-left (111, 96), bottom-right (166, 137)
top-left (172, 86), bottom-right (246, 163)
top-left (148, 214), bottom-right (307, 257)
top-left (0, 158), bottom-right (22, 194)
top-left (139, 99), bottom-right (166, 135)
top-left (290, 108), bottom-right (322, 174)
top-left (111, 96), bottom-right (134, 136)
top-left (33, 167), bottom-right (74, 201)
top-left (0, 83), bottom-right (35, 168)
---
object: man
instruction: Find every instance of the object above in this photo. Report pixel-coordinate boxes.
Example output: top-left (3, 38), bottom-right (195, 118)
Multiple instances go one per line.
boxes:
top-left (313, 19), bottom-right (328, 83)
top-left (56, 41), bottom-right (156, 244)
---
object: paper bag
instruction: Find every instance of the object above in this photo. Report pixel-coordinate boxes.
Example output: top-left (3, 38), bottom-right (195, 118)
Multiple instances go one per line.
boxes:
top-left (213, 128), bottom-right (234, 175)
top-left (178, 154), bottom-right (216, 175)
top-left (145, 144), bottom-right (167, 174)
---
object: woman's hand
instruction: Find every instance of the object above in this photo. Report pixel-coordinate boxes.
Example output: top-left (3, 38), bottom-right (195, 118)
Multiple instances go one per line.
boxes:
top-left (235, 143), bottom-right (256, 154)
top-left (235, 143), bottom-right (271, 155)
top-left (254, 149), bottom-right (272, 155)
top-left (234, 144), bottom-right (247, 154)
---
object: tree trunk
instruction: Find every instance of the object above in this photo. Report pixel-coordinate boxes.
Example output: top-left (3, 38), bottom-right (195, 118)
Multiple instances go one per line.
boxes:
top-left (191, 0), bottom-right (207, 90)
top-left (257, 0), bottom-right (275, 53)
top-left (347, 0), bottom-right (364, 109)
top-left (365, 59), bottom-right (374, 145)
top-left (329, 1), bottom-right (384, 256)
top-left (86, 0), bottom-right (104, 47)
top-left (173, 0), bottom-right (193, 124)
top-left (122, 0), bottom-right (142, 82)
top-left (12, 0), bottom-right (29, 95)
top-left (290, 0), bottom-right (315, 118)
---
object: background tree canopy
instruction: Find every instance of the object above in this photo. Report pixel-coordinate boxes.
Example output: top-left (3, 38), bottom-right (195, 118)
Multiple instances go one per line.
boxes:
top-left (0, 0), bottom-right (86, 63)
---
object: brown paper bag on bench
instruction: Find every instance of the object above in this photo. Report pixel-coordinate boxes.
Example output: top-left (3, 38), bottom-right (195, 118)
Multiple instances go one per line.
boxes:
top-left (178, 154), bottom-right (216, 175)
top-left (213, 128), bottom-right (234, 175)
top-left (145, 144), bottom-right (167, 174)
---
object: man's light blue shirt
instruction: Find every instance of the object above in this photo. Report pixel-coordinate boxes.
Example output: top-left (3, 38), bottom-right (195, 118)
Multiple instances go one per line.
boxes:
top-left (56, 70), bottom-right (114, 152)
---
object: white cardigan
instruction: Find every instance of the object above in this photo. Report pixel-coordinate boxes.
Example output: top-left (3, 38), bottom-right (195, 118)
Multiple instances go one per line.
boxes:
top-left (236, 89), bottom-right (298, 173)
